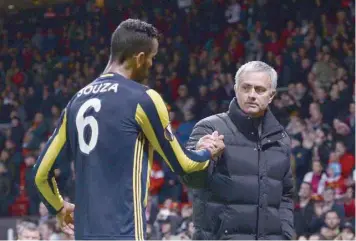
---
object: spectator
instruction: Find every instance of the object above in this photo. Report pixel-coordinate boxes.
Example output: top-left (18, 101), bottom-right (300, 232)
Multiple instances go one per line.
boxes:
top-left (17, 221), bottom-right (41, 240)
top-left (321, 188), bottom-right (345, 219)
top-left (23, 112), bottom-right (49, 150)
top-left (334, 222), bottom-right (355, 240)
top-left (303, 160), bottom-right (327, 196)
top-left (9, 116), bottom-right (25, 150)
top-left (295, 182), bottom-right (315, 237)
top-left (343, 186), bottom-right (355, 221)
top-left (335, 141), bottom-right (355, 179)
top-left (225, 0), bottom-right (241, 24)
top-left (324, 162), bottom-right (347, 200)
top-left (176, 111), bottom-right (197, 145)
top-left (320, 210), bottom-right (341, 240)
top-left (24, 155), bottom-right (40, 216)
top-left (149, 160), bottom-right (165, 205)
top-left (38, 202), bottom-right (50, 225)
top-left (175, 84), bottom-right (195, 116)
top-left (39, 218), bottom-right (56, 240)
top-left (0, 162), bottom-right (12, 216)
top-left (160, 218), bottom-right (174, 240)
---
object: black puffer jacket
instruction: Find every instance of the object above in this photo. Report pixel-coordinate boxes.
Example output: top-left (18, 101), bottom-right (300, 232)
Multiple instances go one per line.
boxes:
top-left (182, 98), bottom-right (295, 240)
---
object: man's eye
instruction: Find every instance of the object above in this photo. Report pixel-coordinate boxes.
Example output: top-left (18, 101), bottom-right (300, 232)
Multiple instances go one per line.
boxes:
top-left (242, 85), bottom-right (250, 91)
top-left (255, 87), bottom-right (266, 94)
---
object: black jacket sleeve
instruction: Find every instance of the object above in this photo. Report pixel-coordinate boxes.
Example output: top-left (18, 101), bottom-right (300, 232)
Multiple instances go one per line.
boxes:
top-left (279, 148), bottom-right (296, 240)
top-left (180, 119), bottom-right (216, 189)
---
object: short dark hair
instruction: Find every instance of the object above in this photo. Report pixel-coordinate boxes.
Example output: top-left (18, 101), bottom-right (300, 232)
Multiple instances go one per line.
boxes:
top-left (110, 19), bottom-right (159, 64)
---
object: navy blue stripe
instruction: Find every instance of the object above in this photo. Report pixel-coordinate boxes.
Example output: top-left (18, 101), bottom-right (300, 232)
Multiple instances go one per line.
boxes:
top-left (139, 93), bottom-right (210, 173)
top-left (139, 93), bottom-right (183, 173)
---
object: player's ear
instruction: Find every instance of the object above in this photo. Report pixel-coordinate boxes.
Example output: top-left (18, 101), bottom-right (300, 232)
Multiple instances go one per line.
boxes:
top-left (269, 89), bottom-right (276, 104)
top-left (135, 52), bottom-right (146, 68)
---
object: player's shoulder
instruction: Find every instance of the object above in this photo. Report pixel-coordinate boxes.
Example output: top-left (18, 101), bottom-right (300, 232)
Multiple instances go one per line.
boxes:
top-left (138, 88), bottom-right (166, 107)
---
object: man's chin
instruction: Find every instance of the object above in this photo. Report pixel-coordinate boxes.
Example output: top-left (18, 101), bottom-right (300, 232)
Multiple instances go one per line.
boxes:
top-left (244, 107), bottom-right (262, 117)
top-left (245, 108), bottom-right (264, 117)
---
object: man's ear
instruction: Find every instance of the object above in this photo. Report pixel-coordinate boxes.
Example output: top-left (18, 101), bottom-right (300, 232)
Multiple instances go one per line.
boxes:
top-left (269, 89), bottom-right (276, 104)
top-left (135, 52), bottom-right (146, 68)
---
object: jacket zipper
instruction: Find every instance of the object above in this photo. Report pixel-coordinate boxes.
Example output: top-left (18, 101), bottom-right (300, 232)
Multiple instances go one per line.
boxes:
top-left (256, 139), bottom-right (261, 240)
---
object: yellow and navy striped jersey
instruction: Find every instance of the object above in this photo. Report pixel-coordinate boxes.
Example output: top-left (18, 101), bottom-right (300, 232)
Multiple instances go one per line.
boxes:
top-left (33, 72), bottom-right (211, 240)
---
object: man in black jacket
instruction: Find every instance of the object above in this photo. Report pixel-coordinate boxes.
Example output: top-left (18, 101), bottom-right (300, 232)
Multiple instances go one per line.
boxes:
top-left (182, 61), bottom-right (295, 240)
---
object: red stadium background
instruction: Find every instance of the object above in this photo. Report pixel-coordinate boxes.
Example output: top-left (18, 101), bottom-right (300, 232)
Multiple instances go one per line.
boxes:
top-left (0, 0), bottom-right (354, 240)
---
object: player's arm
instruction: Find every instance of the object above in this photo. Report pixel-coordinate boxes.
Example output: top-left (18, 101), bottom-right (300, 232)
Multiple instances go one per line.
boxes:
top-left (135, 89), bottom-right (212, 175)
top-left (33, 108), bottom-right (71, 215)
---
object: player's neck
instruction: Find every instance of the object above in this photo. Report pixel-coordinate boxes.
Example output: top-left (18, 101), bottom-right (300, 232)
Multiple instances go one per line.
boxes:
top-left (103, 62), bottom-right (133, 80)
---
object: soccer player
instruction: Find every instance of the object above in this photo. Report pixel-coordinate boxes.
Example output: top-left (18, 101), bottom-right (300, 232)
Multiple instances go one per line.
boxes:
top-left (33, 19), bottom-right (224, 240)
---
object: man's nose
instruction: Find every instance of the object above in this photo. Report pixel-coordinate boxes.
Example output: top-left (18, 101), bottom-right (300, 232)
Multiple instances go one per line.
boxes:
top-left (247, 88), bottom-right (257, 99)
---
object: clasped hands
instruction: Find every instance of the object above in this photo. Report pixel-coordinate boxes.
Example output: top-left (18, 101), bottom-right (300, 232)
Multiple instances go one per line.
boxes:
top-left (196, 131), bottom-right (225, 160)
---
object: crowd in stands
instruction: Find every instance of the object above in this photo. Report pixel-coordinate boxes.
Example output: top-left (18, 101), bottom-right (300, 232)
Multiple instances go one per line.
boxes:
top-left (0, 0), bottom-right (354, 240)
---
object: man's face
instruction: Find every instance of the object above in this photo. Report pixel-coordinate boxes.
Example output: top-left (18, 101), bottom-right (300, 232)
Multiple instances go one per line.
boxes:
top-left (315, 129), bottom-right (325, 145)
top-left (345, 187), bottom-right (354, 199)
top-left (133, 39), bottom-right (158, 82)
top-left (325, 212), bottom-right (340, 229)
top-left (39, 223), bottom-right (52, 240)
top-left (235, 71), bottom-right (275, 117)
top-left (323, 189), bottom-right (335, 202)
top-left (341, 228), bottom-right (355, 240)
top-left (19, 229), bottom-right (40, 240)
top-left (178, 85), bottom-right (188, 98)
top-left (299, 183), bottom-right (312, 199)
top-left (335, 142), bottom-right (346, 155)
top-left (161, 222), bottom-right (171, 234)
top-left (296, 83), bottom-right (305, 95)
top-left (316, 88), bottom-right (327, 101)
top-left (312, 161), bottom-right (322, 174)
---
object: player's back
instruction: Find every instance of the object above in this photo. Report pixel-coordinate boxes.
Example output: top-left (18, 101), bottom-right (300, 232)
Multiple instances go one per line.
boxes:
top-left (66, 73), bottom-right (148, 239)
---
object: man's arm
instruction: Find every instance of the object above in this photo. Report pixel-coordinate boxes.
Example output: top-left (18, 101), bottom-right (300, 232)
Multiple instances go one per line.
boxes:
top-left (135, 89), bottom-right (218, 175)
top-left (280, 150), bottom-right (296, 240)
top-left (180, 120), bottom-right (216, 189)
top-left (33, 108), bottom-right (71, 215)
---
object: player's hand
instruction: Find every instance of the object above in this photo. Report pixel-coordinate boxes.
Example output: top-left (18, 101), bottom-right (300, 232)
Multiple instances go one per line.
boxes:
top-left (196, 131), bottom-right (223, 150)
top-left (196, 131), bottom-right (225, 160)
top-left (57, 201), bottom-right (75, 236)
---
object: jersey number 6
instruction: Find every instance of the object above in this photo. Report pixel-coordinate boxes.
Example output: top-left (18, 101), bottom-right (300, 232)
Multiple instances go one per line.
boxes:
top-left (76, 98), bottom-right (101, 154)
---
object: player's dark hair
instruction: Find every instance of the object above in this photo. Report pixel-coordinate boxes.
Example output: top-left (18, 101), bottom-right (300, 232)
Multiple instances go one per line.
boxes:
top-left (110, 19), bottom-right (159, 64)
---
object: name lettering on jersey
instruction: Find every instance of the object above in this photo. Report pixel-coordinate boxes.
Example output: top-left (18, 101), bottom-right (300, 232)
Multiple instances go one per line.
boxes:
top-left (77, 83), bottom-right (119, 97)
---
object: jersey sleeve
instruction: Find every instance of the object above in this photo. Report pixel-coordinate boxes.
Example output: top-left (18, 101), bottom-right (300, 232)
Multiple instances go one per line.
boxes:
top-left (33, 108), bottom-right (72, 215)
top-left (135, 89), bottom-right (211, 174)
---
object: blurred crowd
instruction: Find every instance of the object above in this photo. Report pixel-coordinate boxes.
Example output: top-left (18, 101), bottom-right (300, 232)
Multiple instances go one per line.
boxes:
top-left (0, 0), bottom-right (355, 240)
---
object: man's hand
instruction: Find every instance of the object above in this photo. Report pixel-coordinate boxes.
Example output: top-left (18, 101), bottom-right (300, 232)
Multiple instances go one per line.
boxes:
top-left (196, 131), bottom-right (225, 160)
top-left (57, 201), bottom-right (75, 236)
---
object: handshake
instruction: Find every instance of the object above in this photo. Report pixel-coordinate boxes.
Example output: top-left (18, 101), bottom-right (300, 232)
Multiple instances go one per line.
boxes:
top-left (196, 131), bottom-right (225, 160)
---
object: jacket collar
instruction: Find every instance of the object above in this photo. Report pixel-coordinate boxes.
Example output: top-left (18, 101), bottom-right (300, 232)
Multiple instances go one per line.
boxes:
top-left (227, 98), bottom-right (283, 139)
